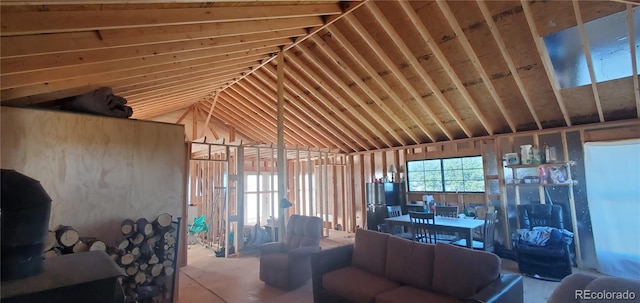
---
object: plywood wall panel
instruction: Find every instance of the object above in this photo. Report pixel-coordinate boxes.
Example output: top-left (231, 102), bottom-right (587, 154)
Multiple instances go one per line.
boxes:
top-left (1, 107), bottom-right (185, 246)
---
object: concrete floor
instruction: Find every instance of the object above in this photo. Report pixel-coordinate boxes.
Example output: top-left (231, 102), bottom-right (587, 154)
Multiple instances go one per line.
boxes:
top-left (178, 230), bottom-right (603, 303)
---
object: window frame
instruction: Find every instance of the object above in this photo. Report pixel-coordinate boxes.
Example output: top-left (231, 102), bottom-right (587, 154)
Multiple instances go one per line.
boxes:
top-left (406, 155), bottom-right (485, 193)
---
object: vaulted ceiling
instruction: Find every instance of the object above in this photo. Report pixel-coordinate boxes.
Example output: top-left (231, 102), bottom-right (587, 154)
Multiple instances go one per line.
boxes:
top-left (2, 0), bottom-right (638, 153)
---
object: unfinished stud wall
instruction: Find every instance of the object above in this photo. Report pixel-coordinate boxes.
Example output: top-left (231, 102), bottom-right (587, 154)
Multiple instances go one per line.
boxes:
top-left (1, 107), bottom-right (186, 246)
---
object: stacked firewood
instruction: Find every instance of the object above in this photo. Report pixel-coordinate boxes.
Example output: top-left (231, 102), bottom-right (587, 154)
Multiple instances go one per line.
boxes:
top-left (44, 213), bottom-right (178, 303)
top-left (110, 213), bottom-right (177, 303)
top-left (44, 225), bottom-right (107, 257)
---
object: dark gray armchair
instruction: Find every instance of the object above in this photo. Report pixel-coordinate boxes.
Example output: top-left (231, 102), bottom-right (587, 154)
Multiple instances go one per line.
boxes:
top-left (258, 214), bottom-right (322, 290)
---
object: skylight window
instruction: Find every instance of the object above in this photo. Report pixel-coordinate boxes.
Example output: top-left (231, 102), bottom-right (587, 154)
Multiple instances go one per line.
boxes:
top-left (543, 7), bottom-right (639, 89)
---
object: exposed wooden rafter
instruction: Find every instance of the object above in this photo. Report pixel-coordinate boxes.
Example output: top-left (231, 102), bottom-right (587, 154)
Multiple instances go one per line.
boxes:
top-left (572, 0), bottom-right (604, 122)
top-left (395, 1), bottom-right (493, 136)
top-left (521, 0), bottom-right (572, 126)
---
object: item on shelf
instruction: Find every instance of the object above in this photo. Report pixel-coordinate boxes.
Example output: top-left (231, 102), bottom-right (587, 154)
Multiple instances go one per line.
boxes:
top-left (531, 147), bottom-right (542, 164)
top-left (505, 153), bottom-right (520, 165)
top-left (550, 166), bottom-right (568, 184)
top-left (547, 146), bottom-right (558, 162)
top-left (523, 176), bottom-right (540, 184)
top-left (520, 144), bottom-right (533, 164)
top-left (539, 167), bottom-right (548, 184)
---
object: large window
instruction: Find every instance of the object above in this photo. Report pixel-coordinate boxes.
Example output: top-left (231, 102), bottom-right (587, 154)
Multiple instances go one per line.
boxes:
top-left (407, 156), bottom-right (485, 193)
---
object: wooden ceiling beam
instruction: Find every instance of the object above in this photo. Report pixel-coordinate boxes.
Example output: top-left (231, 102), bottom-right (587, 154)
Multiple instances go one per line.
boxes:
top-left (1, 17), bottom-right (320, 57)
top-left (476, 0), bottom-right (541, 130)
top-left (521, 0), bottom-right (572, 126)
top-left (174, 107), bottom-right (192, 125)
top-left (573, 0), bottom-right (604, 122)
top-left (438, 1), bottom-right (517, 133)
top-left (134, 98), bottom-right (208, 119)
top-left (227, 82), bottom-right (321, 148)
top-left (282, 55), bottom-right (376, 150)
top-left (394, 1), bottom-right (493, 136)
top-left (327, 24), bottom-right (439, 143)
top-left (2, 33), bottom-right (295, 75)
top-left (255, 66), bottom-right (356, 151)
top-left (628, 4), bottom-right (640, 117)
top-left (285, 53), bottom-right (380, 150)
top-left (117, 66), bottom-right (249, 96)
top-left (97, 16), bottom-right (323, 48)
top-left (217, 89), bottom-right (309, 147)
top-left (1, 53), bottom-right (267, 102)
top-left (208, 95), bottom-right (296, 147)
top-left (206, 98), bottom-right (277, 146)
top-left (343, 14), bottom-right (471, 138)
top-left (1, 4), bottom-right (342, 35)
top-left (122, 74), bottom-right (233, 101)
top-left (308, 34), bottom-right (418, 145)
top-left (217, 0), bottom-right (368, 97)
top-left (293, 44), bottom-right (396, 148)
top-left (228, 81), bottom-right (331, 150)
top-left (244, 72), bottom-right (340, 150)
top-left (195, 103), bottom-right (220, 141)
top-left (2, 42), bottom-right (280, 89)
top-left (129, 82), bottom-right (229, 108)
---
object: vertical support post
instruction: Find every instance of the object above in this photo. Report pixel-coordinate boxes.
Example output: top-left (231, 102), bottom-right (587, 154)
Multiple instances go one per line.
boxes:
top-left (277, 51), bottom-right (287, 241)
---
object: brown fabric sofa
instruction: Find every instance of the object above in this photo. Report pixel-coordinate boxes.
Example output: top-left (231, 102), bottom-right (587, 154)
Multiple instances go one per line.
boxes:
top-left (547, 273), bottom-right (640, 303)
top-left (311, 229), bottom-right (523, 303)
top-left (259, 214), bottom-right (322, 290)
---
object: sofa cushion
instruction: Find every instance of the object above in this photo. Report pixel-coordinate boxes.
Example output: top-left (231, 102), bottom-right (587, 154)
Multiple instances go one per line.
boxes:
top-left (375, 286), bottom-right (463, 303)
top-left (385, 236), bottom-right (435, 291)
top-left (352, 229), bottom-right (390, 276)
top-left (432, 243), bottom-right (501, 299)
top-left (323, 266), bottom-right (400, 303)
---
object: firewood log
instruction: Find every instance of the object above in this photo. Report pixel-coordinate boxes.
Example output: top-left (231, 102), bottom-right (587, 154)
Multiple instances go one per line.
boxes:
top-left (125, 263), bottom-right (139, 276)
top-left (129, 233), bottom-right (145, 246)
top-left (121, 219), bottom-right (135, 236)
top-left (164, 266), bottom-right (174, 276)
top-left (55, 225), bottom-right (79, 248)
top-left (153, 213), bottom-right (172, 230)
top-left (72, 240), bottom-right (89, 253)
top-left (139, 242), bottom-right (152, 256)
top-left (84, 238), bottom-right (106, 251)
top-left (116, 237), bottom-right (130, 252)
top-left (136, 218), bottom-right (154, 237)
top-left (149, 263), bottom-right (164, 277)
top-left (162, 260), bottom-right (173, 267)
top-left (139, 263), bottom-right (149, 271)
top-left (119, 253), bottom-right (135, 266)
top-left (44, 247), bottom-right (62, 258)
top-left (134, 271), bottom-right (147, 284)
top-left (44, 230), bottom-right (57, 252)
top-left (148, 254), bottom-right (160, 265)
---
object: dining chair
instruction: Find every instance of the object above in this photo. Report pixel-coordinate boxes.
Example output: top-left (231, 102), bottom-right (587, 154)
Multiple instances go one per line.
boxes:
top-left (409, 211), bottom-right (436, 243)
top-left (453, 210), bottom-right (498, 251)
top-left (434, 206), bottom-right (459, 242)
top-left (378, 205), bottom-right (412, 240)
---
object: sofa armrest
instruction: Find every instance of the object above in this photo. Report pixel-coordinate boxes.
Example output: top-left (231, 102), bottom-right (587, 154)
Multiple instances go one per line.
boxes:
top-left (289, 246), bottom-right (321, 260)
top-left (258, 242), bottom-right (285, 256)
top-left (465, 274), bottom-right (523, 303)
top-left (310, 244), bottom-right (354, 303)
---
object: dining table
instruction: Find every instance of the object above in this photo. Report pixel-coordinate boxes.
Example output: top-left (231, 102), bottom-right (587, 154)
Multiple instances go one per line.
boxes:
top-left (385, 214), bottom-right (485, 249)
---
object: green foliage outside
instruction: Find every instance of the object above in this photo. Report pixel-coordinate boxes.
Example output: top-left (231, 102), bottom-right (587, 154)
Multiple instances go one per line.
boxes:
top-left (407, 156), bottom-right (485, 193)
